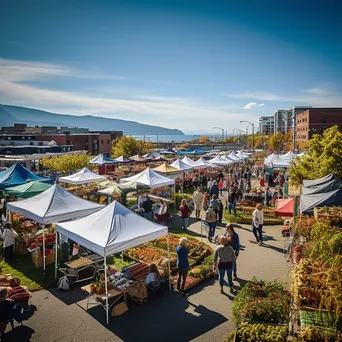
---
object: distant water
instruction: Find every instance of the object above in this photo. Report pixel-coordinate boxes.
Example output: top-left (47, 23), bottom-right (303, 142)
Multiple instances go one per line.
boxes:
top-left (131, 134), bottom-right (222, 143)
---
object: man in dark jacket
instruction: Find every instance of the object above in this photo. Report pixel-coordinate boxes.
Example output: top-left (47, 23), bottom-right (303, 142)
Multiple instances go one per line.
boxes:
top-left (209, 180), bottom-right (219, 197)
top-left (225, 224), bottom-right (240, 280)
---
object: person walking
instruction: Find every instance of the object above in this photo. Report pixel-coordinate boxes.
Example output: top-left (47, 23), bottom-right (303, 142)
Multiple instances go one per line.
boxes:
top-left (266, 187), bottom-right (272, 206)
top-left (228, 190), bottom-right (237, 216)
top-left (205, 204), bottom-right (217, 242)
top-left (192, 187), bottom-right (204, 220)
top-left (218, 178), bottom-right (224, 196)
top-left (209, 180), bottom-right (219, 197)
top-left (207, 178), bottom-right (213, 192)
top-left (217, 199), bottom-right (224, 224)
top-left (202, 192), bottom-right (210, 212)
top-left (225, 224), bottom-right (240, 280)
top-left (176, 237), bottom-right (189, 295)
top-left (252, 204), bottom-right (264, 245)
top-left (0, 196), bottom-right (6, 220)
top-left (214, 236), bottom-right (236, 294)
top-left (180, 199), bottom-right (190, 231)
top-left (0, 223), bottom-right (18, 262)
top-left (210, 194), bottom-right (219, 220)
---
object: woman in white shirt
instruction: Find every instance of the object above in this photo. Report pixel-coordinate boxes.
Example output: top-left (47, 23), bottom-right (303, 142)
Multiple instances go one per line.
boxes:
top-left (1, 223), bottom-right (18, 261)
top-left (252, 203), bottom-right (264, 246)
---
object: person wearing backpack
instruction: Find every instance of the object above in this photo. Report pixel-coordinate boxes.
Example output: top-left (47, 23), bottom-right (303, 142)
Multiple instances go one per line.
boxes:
top-left (205, 204), bottom-right (217, 242)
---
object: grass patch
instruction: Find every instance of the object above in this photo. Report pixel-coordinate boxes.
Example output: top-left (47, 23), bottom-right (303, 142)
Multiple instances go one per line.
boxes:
top-left (0, 256), bottom-right (57, 291)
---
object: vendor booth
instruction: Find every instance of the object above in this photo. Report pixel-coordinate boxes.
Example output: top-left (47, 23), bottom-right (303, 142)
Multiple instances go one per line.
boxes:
top-left (6, 184), bottom-right (103, 270)
top-left (90, 154), bottom-right (117, 175)
top-left (275, 198), bottom-right (295, 217)
top-left (59, 167), bottom-right (106, 185)
top-left (170, 159), bottom-right (194, 172)
top-left (208, 155), bottom-right (230, 166)
top-left (181, 156), bottom-right (196, 167)
top-left (56, 200), bottom-right (168, 324)
top-left (0, 162), bottom-right (53, 189)
top-left (227, 152), bottom-right (241, 162)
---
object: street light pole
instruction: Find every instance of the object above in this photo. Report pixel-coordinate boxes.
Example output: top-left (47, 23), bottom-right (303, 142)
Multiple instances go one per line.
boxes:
top-left (213, 126), bottom-right (224, 142)
top-left (240, 120), bottom-right (255, 152)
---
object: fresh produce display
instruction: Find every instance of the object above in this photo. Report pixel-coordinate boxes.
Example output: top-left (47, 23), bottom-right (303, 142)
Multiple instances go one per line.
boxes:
top-left (232, 278), bottom-right (290, 326)
top-left (127, 246), bottom-right (169, 264)
top-left (290, 215), bottom-right (342, 340)
top-left (225, 322), bottom-right (288, 342)
top-left (225, 212), bottom-right (283, 225)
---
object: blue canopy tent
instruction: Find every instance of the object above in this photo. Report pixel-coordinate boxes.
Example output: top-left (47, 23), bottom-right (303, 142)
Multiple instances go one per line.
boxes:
top-left (0, 163), bottom-right (53, 189)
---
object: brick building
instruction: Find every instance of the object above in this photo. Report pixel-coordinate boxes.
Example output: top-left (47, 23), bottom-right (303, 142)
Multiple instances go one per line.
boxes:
top-left (37, 133), bottom-right (112, 155)
top-left (296, 108), bottom-right (342, 148)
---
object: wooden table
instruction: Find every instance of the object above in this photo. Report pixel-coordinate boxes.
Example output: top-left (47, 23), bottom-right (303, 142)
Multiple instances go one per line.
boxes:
top-left (81, 284), bottom-right (127, 311)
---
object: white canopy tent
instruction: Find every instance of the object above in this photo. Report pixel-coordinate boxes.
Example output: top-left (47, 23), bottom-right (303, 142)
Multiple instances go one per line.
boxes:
top-left (56, 200), bottom-right (168, 324)
top-left (264, 153), bottom-right (276, 165)
top-left (7, 184), bottom-right (103, 270)
top-left (59, 168), bottom-right (106, 185)
top-left (181, 156), bottom-right (197, 167)
top-left (282, 151), bottom-right (295, 160)
top-left (208, 155), bottom-right (230, 166)
top-left (170, 159), bottom-right (194, 172)
top-left (227, 152), bottom-right (241, 162)
top-left (120, 167), bottom-right (175, 188)
top-left (192, 157), bottom-right (214, 169)
top-left (114, 156), bottom-right (132, 163)
top-left (236, 151), bottom-right (249, 160)
top-left (220, 155), bottom-right (234, 164)
top-left (268, 155), bottom-right (291, 168)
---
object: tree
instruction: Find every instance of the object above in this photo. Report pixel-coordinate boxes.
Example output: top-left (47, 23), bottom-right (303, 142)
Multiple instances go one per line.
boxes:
top-left (267, 132), bottom-right (292, 152)
top-left (199, 136), bottom-right (209, 143)
top-left (111, 136), bottom-right (153, 157)
top-left (288, 126), bottom-right (342, 185)
top-left (41, 153), bottom-right (91, 173)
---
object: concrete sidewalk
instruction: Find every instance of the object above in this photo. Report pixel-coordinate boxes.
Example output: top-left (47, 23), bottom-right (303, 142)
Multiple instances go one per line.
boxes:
top-left (5, 217), bottom-right (292, 342)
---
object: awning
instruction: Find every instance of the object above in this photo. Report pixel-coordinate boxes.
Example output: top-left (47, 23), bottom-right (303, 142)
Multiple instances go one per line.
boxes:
top-left (275, 198), bottom-right (294, 217)
top-left (59, 168), bottom-right (106, 185)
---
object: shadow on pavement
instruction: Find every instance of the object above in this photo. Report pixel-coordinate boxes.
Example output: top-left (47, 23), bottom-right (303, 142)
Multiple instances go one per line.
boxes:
top-left (4, 325), bottom-right (35, 342)
top-left (262, 243), bottom-right (286, 254)
top-left (85, 291), bottom-right (228, 342)
top-left (49, 287), bottom-right (88, 305)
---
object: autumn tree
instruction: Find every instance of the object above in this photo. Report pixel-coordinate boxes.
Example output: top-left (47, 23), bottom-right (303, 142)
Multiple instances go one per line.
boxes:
top-left (111, 136), bottom-right (153, 157)
top-left (267, 132), bottom-right (292, 152)
top-left (41, 153), bottom-right (91, 173)
top-left (199, 136), bottom-right (209, 143)
top-left (288, 126), bottom-right (342, 185)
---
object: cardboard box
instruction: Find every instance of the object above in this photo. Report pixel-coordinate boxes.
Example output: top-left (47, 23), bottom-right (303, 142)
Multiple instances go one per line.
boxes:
top-left (33, 255), bottom-right (43, 268)
top-left (111, 302), bottom-right (128, 316)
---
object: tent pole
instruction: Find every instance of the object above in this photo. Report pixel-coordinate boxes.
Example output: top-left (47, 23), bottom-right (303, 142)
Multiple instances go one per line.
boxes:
top-left (173, 184), bottom-right (176, 214)
top-left (42, 224), bottom-right (46, 273)
top-left (104, 255), bottom-right (109, 324)
top-left (167, 235), bottom-right (171, 291)
top-left (55, 231), bottom-right (58, 279)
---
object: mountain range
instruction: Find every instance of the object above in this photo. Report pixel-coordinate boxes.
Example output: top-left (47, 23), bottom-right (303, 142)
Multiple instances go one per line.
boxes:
top-left (0, 104), bottom-right (184, 136)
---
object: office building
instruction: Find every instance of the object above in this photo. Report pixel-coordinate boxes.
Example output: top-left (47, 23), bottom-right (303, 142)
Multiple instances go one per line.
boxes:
top-left (291, 106), bottom-right (312, 151)
top-left (259, 116), bottom-right (274, 135)
top-left (274, 110), bottom-right (293, 134)
top-left (295, 108), bottom-right (342, 148)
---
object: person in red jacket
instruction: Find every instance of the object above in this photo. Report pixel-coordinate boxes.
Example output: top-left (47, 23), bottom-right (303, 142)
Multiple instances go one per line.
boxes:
top-left (259, 177), bottom-right (265, 187)
top-left (180, 199), bottom-right (190, 231)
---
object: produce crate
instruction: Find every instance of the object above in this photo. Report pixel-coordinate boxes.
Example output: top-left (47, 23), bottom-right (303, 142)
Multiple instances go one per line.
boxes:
top-left (299, 309), bottom-right (336, 329)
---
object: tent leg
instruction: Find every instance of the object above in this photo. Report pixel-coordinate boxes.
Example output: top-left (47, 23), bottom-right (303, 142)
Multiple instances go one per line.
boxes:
top-left (104, 256), bottom-right (109, 324)
top-left (167, 235), bottom-right (171, 291)
top-left (42, 225), bottom-right (46, 273)
top-left (55, 231), bottom-right (58, 279)
top-left (173, 184), bottom-right (176, 214)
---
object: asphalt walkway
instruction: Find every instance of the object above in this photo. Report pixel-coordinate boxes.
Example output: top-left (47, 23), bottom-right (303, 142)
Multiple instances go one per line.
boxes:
top-left (5, 216), bottom-right (292, 342)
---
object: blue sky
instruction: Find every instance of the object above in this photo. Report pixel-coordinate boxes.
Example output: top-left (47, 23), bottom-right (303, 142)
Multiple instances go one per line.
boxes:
top-left (1, 0), bottom-right (342, 133)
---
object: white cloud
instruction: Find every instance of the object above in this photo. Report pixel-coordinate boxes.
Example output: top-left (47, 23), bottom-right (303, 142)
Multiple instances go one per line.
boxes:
top-left (243, 102), bottom-right (265, 110)
top-left (231, 88), bottom-right (342, 107)
top-left (0, 58), bottom-right (259, 131)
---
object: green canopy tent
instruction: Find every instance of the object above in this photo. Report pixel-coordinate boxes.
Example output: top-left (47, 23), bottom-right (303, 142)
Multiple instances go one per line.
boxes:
top-left (97, 182), bottom-right (150, 205)
top-left (5, 181), bottom-right (53, 198)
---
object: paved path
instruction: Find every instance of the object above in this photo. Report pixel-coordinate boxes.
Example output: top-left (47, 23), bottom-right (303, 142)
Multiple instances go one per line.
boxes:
top-left (5, 216), bottom-right (292, 342)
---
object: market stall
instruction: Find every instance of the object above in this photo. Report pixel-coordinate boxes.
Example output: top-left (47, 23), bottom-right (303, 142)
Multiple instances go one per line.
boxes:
top-left (6, 184), bottom-right (103, 270)
top-left (275, 198), bottom-right (295, 217)
top-left (90, 154), bottom-right (117, 175)
top-left (59, 167), bottom-right (106, 185)
top-left (0, 162), bottom-right (53, 189)
top-left (208, 155), bottom-right (230, 166)
top-left (56, 200), bottom-right (168, 324)
top-left (181, 156), bottom-right (197, 167)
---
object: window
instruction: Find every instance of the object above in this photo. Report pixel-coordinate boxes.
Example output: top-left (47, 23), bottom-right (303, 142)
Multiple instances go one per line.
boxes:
top-left (101, 140), bottom-right (103, 144)
top-left (322, 116), bottom-right (327, 123)
top-left (107, 139), bottom-right (110, 144)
